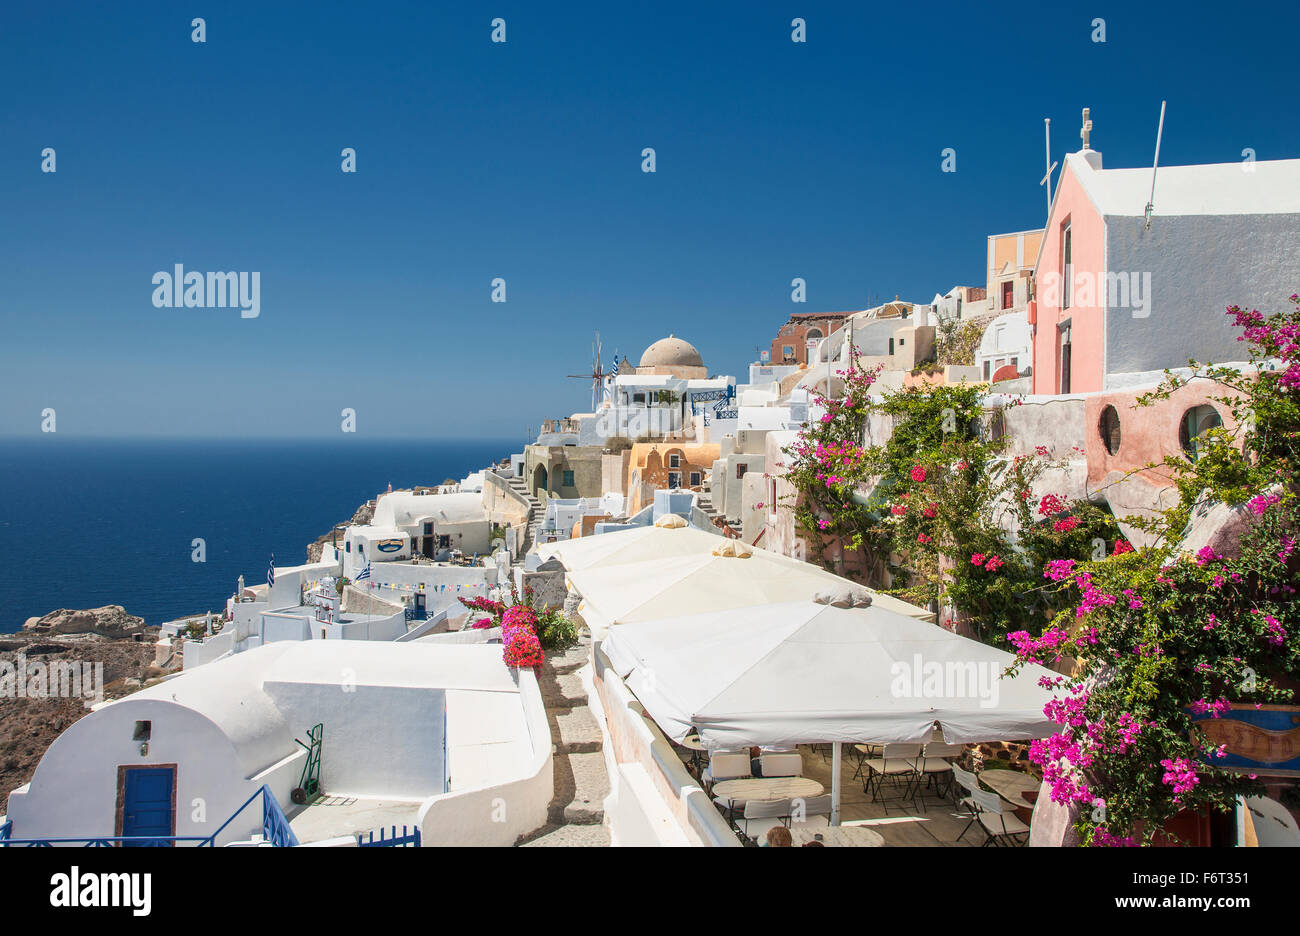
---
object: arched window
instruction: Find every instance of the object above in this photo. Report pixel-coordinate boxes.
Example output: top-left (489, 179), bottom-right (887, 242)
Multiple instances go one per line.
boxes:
top-left (1099, 405), bottom-right (1121, 455)
top-left (1179, 405), bottom-right (1222, 461)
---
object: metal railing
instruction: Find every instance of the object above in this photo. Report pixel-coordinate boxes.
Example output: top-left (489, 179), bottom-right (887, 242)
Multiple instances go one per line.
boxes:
top-left (357, 824), bottom-right (421, 847)
top-left (0, 784), bottom-right (298, 848)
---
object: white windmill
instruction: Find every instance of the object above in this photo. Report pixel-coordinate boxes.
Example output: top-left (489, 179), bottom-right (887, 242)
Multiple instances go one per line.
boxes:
top-left (567, 331), bottom-right (611, 411)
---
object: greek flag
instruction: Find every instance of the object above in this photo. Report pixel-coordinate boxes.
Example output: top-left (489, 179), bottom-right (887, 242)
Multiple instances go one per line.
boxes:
top-left (267, 554), bottom-right (275, 587)
top-left (356, 561), bottom-right (371, 582)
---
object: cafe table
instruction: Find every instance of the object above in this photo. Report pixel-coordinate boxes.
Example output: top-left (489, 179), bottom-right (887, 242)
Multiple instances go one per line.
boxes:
top-left (711, 776), bottom-right (824, 808)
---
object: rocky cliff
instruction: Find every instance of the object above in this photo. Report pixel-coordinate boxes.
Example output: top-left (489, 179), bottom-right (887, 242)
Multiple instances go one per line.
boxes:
top-left (22, 605), bottom-right (152, 640)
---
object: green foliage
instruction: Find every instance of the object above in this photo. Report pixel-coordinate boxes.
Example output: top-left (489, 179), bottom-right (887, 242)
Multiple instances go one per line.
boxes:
top-left (783, 355), bottom-right (1113, 641)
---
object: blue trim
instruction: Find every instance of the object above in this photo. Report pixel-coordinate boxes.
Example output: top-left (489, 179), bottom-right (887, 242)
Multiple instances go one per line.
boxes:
top-left (356, 825), bottom-right (421, 847)
top-left (1, 784), bottom-right (298, 848)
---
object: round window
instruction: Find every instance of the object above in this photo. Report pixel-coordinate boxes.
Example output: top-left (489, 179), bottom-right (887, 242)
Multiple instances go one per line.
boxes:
top-left (1099, 405), bottom-right (1121, 456)
top-left (1179, 405), bottom-right (1222, 460)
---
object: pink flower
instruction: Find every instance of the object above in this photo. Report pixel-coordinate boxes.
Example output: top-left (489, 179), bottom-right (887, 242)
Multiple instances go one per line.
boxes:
top-left (890, 504), bottom-right (907, 516)
top-left (1043, 558), bottom-right (1076, 581)
top-left (1248, 492), bottom-right (1280, 515)
top-left (909, 466), bottom-right (927, 482)
top-left (984, 555), bottom-right (1004, 572)
top-left (970, 553), bottom-right (986, 567)
top-left (916, 533), bottom-right (931, 544)
top-left (1113, 539), bottom-right (1133, 555)
top-left (817, 519), bottom-right (831, 530)
top-left (922, 503), bottom-right (938, 518)
top-left (1053, 516), bottom-right (1080, 533)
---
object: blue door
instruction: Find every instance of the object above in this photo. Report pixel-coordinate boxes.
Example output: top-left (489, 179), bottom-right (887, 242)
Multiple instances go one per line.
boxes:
top-left (121, 767), bottom-right (175, 845)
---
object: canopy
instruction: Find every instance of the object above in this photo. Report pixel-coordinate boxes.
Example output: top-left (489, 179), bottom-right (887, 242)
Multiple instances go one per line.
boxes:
top-left (559, 534), bottom-right (934, 635)
top-left (601, 599), bottom-right (1059, 751)
top-left (537, 525), bottom-right (724, 572)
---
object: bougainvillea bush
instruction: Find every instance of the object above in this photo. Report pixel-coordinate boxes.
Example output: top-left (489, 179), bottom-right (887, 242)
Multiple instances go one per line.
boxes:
top-left (459, 580), bottom-right (578, 666)
top-left (1009, 297), bottom-right (1300, 845)
top-left (784, 348), bottom-right (1118, 641)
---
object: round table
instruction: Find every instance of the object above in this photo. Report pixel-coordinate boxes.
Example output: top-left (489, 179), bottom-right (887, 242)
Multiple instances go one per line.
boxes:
top-left (679, 733), bottom-right (706, 773)
top-left (790, 826), bottom-right (884, 847)
top-left (978, 769), bottom-right (1040, 808)
top-left (711, 776), bottom-right (824, 806)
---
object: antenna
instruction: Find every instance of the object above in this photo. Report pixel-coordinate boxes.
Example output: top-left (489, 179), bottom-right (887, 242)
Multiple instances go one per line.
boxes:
top-left (1144, 100), bottom-right (1166, 231)
top-left (1040, 118), bottom-right (1058, 218)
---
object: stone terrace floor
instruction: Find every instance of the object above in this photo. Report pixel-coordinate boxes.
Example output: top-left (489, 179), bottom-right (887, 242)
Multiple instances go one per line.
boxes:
top-left (794, 746), bottom-right (979, 846)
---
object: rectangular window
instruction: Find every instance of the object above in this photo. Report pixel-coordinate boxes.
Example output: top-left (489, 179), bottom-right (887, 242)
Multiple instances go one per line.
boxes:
top-left (1058, 320), bottom-right (1072, 394)
top-left (690, 472), bottom-right (701, 486)
top-left (632, 392), bottom-right (645, 405)
top-left (1002, 280), bottom-right (1014, 309)
top-left (888, 337), bottom-right (895, 355)
top-left (563, 470), bottom-right (575, 487)
top-left (736, 463), bottom-right (747, 479)
top-left (346, 541), bottom-right (351, 553)
top-left (133, 720), bottom-right (152, 742)
top-left (423, 522), bottom-right (433, 535)
top-left (669, 453), bottom-right (680, 468)
top-left (983, 360), bottom-right (991, 381)
top-left (668, 472), bottom-right (681, 489)
top-left (1062, 222), bottom-right (1073, 309)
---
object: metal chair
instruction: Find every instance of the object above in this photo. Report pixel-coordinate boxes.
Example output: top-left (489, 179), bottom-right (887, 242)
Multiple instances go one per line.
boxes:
top-left (971, 788), bottom-right (1030, 846)
top-left (862, 743), bottom-right (923, 810)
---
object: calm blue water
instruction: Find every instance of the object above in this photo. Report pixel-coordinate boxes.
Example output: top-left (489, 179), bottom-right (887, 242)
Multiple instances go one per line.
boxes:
top-left (0, 438), bottom-right (518, 632)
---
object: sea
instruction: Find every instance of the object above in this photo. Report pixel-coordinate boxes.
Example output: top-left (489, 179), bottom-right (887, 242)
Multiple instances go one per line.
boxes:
top-left (0, 437), bottom-right (519, 633)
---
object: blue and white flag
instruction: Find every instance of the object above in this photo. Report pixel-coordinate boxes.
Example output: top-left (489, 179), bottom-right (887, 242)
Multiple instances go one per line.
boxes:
top-left (356, 561), bottom-right (371, 581)
top-left (267, 554), bottom-right (275, 588)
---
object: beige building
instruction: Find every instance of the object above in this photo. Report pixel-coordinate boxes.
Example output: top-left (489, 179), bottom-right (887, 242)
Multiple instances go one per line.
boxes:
top-left (987, 229), bottom-right (1043, 316)
top-left (524, 444), bottom-right (605, 504)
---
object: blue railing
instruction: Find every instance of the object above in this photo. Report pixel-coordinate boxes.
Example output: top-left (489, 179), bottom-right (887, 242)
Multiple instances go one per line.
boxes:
top-left (0, 785), bottom-right (298, 848)
top-left (357, 825), bottom-right (421, 847)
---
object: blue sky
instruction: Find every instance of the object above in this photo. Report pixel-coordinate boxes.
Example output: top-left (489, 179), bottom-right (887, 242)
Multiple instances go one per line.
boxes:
top-left (3, 1), bottom-right (1298, 438)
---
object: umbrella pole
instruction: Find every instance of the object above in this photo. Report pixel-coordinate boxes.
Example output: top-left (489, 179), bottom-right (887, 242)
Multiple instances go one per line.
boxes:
top-left (831, 742), bottom-right (842, 826)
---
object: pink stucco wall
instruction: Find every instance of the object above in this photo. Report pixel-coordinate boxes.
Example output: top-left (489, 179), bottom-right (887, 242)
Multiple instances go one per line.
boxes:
top-left (1083, 380), bottom-right (1240, 489)
top-left (1033, 160), bottom-right (1107, 394)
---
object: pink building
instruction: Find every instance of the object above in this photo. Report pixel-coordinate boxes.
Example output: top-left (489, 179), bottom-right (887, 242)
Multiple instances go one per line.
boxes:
top-left (1030, 136), bottom-right (1300, 395)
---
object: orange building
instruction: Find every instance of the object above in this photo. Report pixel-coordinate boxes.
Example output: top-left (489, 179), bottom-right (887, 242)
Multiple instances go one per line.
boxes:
top-left (624, 441), bottom-right (721, 516)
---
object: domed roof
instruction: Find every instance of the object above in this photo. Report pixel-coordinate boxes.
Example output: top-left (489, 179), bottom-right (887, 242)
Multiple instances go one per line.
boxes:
top-left (639, 334), bottom-right (704, 369)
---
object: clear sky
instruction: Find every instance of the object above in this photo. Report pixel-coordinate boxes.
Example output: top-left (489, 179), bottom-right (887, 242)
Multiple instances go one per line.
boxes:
top-left (3, 1), bottom-right (1298, 439)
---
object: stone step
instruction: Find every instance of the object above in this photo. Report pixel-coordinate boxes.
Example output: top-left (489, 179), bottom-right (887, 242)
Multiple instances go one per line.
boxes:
top-left (517, 822), bottom-right (610, 847)
top-left (550, 705), bottom-right (603, 753)
top-left (549, 751), bottom-right (609, 826)
top-left (539, 668), bottom-right (588, 708)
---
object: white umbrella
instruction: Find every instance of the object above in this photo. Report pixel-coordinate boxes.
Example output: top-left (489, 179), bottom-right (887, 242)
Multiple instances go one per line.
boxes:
top-left (538, 524), bottom-right (724, 572)
top-left (602, 599), bottom-right (1059, 823)
top-left (568, 545), bottom-right (934, 637)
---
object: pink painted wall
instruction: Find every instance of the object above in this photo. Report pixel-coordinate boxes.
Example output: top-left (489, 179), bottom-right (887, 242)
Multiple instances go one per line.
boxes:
top-left (1083, 379), bottom-right (1241, 489)
top-left (1033, 160), bottom-right (1107, 394)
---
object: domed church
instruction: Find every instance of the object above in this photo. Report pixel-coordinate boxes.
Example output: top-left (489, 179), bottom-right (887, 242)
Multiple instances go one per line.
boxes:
top-left (628, 334), bottom-right (708, 379)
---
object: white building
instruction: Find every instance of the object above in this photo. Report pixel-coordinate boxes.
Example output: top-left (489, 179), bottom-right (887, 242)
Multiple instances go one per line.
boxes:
top-left (975, 309), bottom-right (1033, 383)
top-left (3, 641), bottom-right (552, 848)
